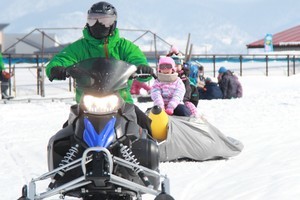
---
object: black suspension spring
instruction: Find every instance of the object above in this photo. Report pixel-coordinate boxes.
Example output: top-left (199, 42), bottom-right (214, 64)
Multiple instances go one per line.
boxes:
top-left (48, 144), bottom-right (79, 189)
top-left (119, 143), bottom-right (152, 187)
top-left (59, 144), bottom-right (79, 167)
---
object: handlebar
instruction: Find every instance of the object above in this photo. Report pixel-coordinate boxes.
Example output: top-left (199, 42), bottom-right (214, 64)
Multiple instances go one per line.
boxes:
top-left (49, 66), bottom-right (157, 82)
top-left (130, 73), bottom-right (157, 80)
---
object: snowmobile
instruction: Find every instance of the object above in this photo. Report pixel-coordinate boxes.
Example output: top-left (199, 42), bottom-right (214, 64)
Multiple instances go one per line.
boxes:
top-left (18, 58), bottom-right (174, 200)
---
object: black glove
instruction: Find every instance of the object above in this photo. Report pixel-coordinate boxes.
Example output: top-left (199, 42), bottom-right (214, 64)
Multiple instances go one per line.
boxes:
top-left (136, 65), bottom-right (154, 75)
top-left (49, 66), bottom-right (67, 81)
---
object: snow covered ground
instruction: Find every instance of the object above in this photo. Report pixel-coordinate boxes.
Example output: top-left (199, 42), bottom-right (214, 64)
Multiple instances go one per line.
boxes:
top-left (1, 75), bottom-right (300, 200)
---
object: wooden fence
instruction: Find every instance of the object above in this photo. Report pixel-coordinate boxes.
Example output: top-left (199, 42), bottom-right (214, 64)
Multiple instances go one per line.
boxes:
top-left (1, 53), bottom-right (300, 98)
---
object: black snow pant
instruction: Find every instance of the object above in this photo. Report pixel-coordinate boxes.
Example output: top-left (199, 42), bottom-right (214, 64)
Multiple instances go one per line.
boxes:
top-left (1, 80), bottom-right (9, 98)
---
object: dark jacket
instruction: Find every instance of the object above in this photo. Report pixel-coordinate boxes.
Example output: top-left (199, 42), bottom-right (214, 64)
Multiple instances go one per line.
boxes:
top-left (219, 71), bottom-right (243, 99)
top-left (177, 69), bottom-right (191, 102)
top-left (177, 69), bottom-right (199, 107)
top-left (200, 82), bottom-right (223, 100)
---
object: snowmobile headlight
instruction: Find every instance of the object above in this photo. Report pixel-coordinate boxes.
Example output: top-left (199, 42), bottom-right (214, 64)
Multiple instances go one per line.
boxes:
top-left (83, 94), bottom-right (121, 114)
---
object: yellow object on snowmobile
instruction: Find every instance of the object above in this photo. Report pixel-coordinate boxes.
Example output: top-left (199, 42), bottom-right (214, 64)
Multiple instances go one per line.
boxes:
top-left (148, 106), bottom-right (169, 141)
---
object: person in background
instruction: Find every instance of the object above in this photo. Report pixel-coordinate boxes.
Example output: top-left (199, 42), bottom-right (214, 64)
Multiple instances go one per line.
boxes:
top-left (171, 55), bottom-right (198, 117)
top-left (218, 66), bottom-right (243, 99)
top-left (166, 45), bottom-right (181, 57)
top-left (199, 77), bottom-right (223, 100)
top-left (188, 62), bottom-right (199, 86)
top-left (183, 61), bottom-right (200, 107)
top-left (46, 1), bottom-right (154, 134)
top-left (197, 65), bottom-right (205, 88)
top-left (130, 79), bottom-right (152, 95)
top-left (151, 57), bottom-right (191, 116)
top-left (0, 52), bottom-right (13, 100)
top-left (197, 64), bottom-right (206, 99)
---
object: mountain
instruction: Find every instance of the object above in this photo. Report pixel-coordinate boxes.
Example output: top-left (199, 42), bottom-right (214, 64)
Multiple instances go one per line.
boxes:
top-left (1, 0), bottom-right (300, 54)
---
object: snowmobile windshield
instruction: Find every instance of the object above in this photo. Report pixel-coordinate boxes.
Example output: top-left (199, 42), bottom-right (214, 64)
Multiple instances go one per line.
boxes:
top-left (67, 58), bottom-right (137, 95)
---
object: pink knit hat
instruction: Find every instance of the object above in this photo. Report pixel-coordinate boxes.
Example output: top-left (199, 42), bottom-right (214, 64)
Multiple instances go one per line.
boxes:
top-left (169, 45), bottom-right (179, 54)
top-left (158, 57), bottom-right (176, 72)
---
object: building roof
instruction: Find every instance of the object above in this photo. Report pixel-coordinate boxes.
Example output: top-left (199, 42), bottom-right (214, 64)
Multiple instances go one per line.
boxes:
top-left (3, 33), bottom-right (58, 54)
top-left (247, 25), bottom-right (300, 48)
top-left (0, 23), bottom-right (9, 31)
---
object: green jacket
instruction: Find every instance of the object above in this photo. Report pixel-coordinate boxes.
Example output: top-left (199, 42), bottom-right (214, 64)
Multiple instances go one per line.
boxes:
top-left (46, 28), bottom-right (150, 103)
top-left (0, 53), bottom-right (4, 70)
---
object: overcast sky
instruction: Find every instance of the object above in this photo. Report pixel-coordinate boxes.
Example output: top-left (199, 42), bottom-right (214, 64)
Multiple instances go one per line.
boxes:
top-left (1, 0), bottom-right (300, 53)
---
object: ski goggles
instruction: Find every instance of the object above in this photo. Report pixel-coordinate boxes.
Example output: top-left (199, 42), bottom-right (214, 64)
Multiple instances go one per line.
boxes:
top-left (87, 13), bottom-right (116, 27)
top-left (159, 64), bottom-right (173, 70)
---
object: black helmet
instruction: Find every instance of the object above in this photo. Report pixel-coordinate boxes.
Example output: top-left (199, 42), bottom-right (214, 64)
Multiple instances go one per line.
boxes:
top-left (88, 1), bottom-right (117, 16)
top-left (87, 2), bottom-right (117, 39)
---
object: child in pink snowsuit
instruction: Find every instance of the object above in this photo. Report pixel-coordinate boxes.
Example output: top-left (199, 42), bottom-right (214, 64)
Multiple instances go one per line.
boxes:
top-left (166, 45), bottom-right (199, 117)
top-left (151, 57), bottom-right (191, 116)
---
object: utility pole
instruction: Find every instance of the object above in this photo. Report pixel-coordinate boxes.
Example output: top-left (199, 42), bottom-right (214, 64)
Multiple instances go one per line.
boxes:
top-left (185, 33), bottom-right (191, 62)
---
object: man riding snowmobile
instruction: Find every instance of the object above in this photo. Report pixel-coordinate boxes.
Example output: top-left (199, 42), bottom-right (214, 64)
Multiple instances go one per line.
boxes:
top-left (46, 1), bottom-right (154, 134)
top-left (18, 2), bottom-right (175, 199)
